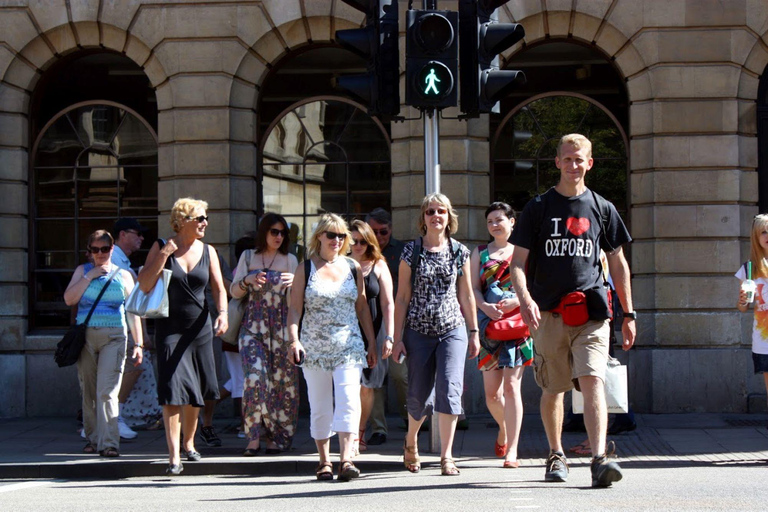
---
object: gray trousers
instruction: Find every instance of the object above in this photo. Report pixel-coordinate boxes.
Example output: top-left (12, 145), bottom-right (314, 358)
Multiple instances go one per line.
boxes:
top-left (77, 326), bottom-right (127, 451)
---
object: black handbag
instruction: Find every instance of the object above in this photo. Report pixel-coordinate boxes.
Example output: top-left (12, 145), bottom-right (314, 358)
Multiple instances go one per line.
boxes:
top-left (54, 269), bottom-right (118, 368)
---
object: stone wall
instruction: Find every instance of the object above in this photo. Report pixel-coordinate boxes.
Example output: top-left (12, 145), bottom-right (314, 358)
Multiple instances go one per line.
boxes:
top-left (1, 1), bottom-right (767, 416)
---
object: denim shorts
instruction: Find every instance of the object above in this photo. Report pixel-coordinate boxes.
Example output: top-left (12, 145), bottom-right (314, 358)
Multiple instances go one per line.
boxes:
top-left (753, 352), bottom-right (768, 374)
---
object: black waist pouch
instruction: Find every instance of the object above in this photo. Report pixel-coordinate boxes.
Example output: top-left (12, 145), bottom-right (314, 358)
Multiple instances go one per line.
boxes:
top-left (585, 286), bottom-right (611, 321)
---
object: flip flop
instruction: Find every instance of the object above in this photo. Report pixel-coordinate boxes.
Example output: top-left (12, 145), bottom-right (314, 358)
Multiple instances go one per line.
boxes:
top-left (568, 439), bottom-right (591, 456)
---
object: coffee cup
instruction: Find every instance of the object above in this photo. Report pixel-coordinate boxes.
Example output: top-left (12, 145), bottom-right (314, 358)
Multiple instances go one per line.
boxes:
top-left (742, 280), bottom-right (757, 303)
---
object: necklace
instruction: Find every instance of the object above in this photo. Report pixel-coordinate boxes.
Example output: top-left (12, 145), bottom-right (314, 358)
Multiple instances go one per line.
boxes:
top-left (262, 250), bottom-right (278, 270)
top-left (319, 253), bottom-right (339, 264)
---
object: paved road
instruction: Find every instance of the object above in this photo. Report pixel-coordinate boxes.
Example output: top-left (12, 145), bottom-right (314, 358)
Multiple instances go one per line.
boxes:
top-left (0, 460), bottom-right (766, 512)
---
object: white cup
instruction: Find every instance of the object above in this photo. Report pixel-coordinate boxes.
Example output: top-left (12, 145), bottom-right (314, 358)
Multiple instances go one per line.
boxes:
top-left (742, 280), bottom-right (757, 303)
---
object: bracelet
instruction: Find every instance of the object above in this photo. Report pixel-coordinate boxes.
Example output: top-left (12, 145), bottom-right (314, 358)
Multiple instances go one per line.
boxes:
top-left (384, 335), bottom-right (394, 343)
top-left (83, 274), bottom-right (92, 281)
top-left (238, 279), bottom-right (248, 291)
top-left (135, 344), bottom-right (143, 349)
top-left (469, 328), bottom-right (479, 333)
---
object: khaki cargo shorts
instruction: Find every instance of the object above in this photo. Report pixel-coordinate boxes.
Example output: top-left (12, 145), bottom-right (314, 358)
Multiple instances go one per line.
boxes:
top-left (531, 311), bottom-right (611, 394)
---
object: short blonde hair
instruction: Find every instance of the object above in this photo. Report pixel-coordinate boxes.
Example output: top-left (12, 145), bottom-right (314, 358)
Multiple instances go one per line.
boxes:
top-left (309, 213), bottom-right (352, 256)
top-left (557, 133), bottom-right (592, 158)
top-left (170, 197), bottom-right (208, 233)
top-left (350, 220), bottom-right (383, 263)
top-left (418, 193), bottom-right (459, 236)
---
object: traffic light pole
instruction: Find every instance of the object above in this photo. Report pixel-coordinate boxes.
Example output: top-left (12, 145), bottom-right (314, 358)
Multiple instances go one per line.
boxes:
top-left (424, 109), bottom-right (440, 195)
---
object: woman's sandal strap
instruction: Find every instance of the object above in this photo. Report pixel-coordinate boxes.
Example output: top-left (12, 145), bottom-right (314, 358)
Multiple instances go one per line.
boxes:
top-left (403, 444), bottom-right (421, 473)
top-left (440, 457), bottom-right (460, 476)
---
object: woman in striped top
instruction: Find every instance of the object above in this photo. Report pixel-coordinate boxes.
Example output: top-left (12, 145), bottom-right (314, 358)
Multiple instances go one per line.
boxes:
top-left (64, 230), bottom-right (143, 458)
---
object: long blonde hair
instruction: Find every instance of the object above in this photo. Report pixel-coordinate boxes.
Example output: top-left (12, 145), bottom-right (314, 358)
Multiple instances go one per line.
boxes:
top-left (751, 214), bottom-right (768, 278)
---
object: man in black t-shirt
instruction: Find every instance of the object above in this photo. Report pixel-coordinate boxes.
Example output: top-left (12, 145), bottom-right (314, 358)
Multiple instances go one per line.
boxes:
top-left (510, 134), bottom-right (636, 488)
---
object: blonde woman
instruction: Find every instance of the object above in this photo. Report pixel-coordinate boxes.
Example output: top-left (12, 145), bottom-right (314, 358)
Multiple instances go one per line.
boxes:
top-left (391, 193), bottom-right (480, 476)
top-left (348, 220), bottom-right (394, 454)
top-left (138, 198), bottom-right (228, 476)
top-left (286, 213), bottom-right (377, 482)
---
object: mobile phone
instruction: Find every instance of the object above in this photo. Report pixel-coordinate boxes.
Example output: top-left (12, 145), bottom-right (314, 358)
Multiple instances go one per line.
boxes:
top-left (398, 353), bottom-right (406, 364)
top-left (295, 350), bottom-right (305, 366)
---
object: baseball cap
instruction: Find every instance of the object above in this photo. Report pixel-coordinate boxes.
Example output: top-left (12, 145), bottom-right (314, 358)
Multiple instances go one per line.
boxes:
top-left (112, 218), bottom-right (148, 238)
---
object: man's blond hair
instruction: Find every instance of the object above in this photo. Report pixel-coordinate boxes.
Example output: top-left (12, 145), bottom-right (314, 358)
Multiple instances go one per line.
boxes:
top-left (557, 133), bottom-right (592, 158)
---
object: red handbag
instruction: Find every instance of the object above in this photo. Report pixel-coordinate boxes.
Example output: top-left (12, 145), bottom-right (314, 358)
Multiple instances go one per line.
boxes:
top-left (484, 307), bottom-right (530, 341)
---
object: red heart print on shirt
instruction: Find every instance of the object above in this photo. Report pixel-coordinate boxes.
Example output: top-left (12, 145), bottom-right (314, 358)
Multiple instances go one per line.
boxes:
top-left (566, 217), bottom-right (590, 236)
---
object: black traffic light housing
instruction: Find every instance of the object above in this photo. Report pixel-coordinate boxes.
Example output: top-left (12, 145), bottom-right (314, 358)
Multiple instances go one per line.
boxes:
top-left (406, 9), bottom-right (459, 109)
top-left (334, 0), bottom-right (400, 119)
top-left (459, 0), bottom-right (526, 117)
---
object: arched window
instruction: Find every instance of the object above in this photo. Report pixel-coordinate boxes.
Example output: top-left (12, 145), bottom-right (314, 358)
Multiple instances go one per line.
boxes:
top-left (758, 63), bottom-right (768, 212)
top-left (30, 101), bottom-right (158, 329)
top-left (260, 98), bottom-right (391, 253)
top-left (492, 93), bottom-right (628, 219)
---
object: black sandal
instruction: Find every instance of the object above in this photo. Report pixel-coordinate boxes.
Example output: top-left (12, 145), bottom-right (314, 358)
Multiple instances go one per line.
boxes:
top-left (316, 461), bottom-right (333, 481)
top-left (99, 447), bottom-right (120, 458)
top-left (83, 442), bottom-right (97, 454)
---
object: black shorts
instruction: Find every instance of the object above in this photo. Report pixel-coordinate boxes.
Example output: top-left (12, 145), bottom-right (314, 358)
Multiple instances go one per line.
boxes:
top-left (752, 352), bottom-right (768, 374)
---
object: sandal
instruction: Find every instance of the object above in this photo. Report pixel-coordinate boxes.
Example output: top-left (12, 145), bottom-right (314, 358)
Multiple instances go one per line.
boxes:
top-left (503, 460), bottom-right (520, 468)
top-left (440, 457), bottom-right (460, 476)
top-left (403, 443), bottom-right (421, 473)
top-left (83, 442), bottom-right (97, 454)
top-left (568, 439), bottom-right (591, 456)
top-left (99, 447), bottom-right (120, 458)
top-left (358, 429), bottom-right (368, 453)
top-left (316, 461), bottom-right (333, 481)
top-left (338, 460), bottom-right (360, 482)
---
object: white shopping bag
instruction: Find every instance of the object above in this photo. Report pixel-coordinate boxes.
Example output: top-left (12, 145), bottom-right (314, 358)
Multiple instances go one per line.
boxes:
top-left (572, 357), bottom-right (628, 414)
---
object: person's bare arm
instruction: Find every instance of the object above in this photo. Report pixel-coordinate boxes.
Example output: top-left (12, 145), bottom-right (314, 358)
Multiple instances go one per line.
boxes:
top-left (208, 245), bottom-right (228, 337)
top-left (137, 239), bottom-right (177, 293)
top-left (457, 259), bottom-right (480, 359)
top-left (376, 260), bottom-right (395, 359)
top-left (391, 259), bottom-right (412, 362)
top-left (606, 246), bottom-right (636, 351)
top-left (353, 260), bottom-right (377, 369)
top-left (509, 246), bottom-right (540, 330)
top-left (286, 260), bottom-right (306, 364)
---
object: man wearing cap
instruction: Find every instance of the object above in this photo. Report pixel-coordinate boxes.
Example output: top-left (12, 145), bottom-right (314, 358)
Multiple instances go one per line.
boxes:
top-left (111, 218), bottom-right (150, 440)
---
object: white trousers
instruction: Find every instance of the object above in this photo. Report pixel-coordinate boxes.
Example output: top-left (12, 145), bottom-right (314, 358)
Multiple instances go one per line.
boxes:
top-left (302, 364), bottom-right (362, 440)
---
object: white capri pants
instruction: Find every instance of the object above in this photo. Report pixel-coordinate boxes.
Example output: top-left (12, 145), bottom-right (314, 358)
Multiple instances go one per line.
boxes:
top-left (222, 351), bottom-right (244, 399)
top-left (302, 364), bottom-right (363, 440)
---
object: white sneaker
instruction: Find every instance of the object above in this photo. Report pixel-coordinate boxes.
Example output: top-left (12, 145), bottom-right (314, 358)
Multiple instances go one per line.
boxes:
top-left (118, 416), bottom-right (138, 440)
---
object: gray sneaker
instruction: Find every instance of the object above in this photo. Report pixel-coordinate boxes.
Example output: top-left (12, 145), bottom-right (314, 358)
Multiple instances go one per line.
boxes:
top-left (591, 441), bottom-right (623, 488)
top-left (544, 451), bottom-right (569, 482)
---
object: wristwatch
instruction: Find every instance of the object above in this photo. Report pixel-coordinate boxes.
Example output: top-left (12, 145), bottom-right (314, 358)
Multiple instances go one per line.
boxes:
top-left (384, 335), bottom-right (394, 343)
top-left (624, 311), bottom-right (637, 320)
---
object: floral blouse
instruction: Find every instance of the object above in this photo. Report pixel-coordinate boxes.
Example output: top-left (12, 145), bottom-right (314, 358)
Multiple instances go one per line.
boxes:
top-left (401, 240), bottom-right (470, 337)
top-left (300, 260), bottom-right (368, 371)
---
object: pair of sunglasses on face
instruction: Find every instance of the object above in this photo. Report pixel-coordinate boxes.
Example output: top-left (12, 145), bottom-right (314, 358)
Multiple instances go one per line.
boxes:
top-left (324, 231), bottom-right (347, 241)
top-left (88, 246), bottom-right (112, 254)
top-left (372, 228), bottom-right (389, 236)
top-left (425, 207), bottom-right (448, 216)
top-left (186, 215), bottom-right (209, 223)
top-left (269, 228), bottom-right (288, 237)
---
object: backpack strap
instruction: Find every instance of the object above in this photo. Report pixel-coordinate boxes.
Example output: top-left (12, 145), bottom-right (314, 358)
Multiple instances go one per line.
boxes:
top-left (409, 237), bottom-right (422, 289)
top-left (450, 238), bottom-right (464, 277)
top-left (589, 188), bottom-right (615, 253)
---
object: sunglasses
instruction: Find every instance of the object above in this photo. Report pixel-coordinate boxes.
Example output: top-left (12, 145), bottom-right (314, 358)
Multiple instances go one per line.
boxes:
top-left (425, 207), bottom-right (448, 216)
top-left (352, 238), bottom-right (368, 247)
top-left (88, 246), bottom-right (112, 254)
top-left (186, 215), bottom-right (209, 223)
top-left (372, 228), bottom-right (389, 236)
top-left (324, 231), bottom-right (348, 241)
top-left (269, 228), bottom-right (288, 237)
top-left (124, 229), bottom-right (144, 237)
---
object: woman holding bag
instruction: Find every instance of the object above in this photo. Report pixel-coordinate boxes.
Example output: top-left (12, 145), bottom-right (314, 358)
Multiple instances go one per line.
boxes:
top-left (230, 213), bottom-right (298, 456)
top-left (470, 202), bottom-right (532, 469)
top-left (63, 230), bottom-right (143, 458)
top-left (138, 198), bottom-right (228, 476)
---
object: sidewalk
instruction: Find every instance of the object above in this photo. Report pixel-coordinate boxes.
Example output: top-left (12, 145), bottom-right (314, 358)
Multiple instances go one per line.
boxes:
top-left (1, 413), bottom-right (766, 479)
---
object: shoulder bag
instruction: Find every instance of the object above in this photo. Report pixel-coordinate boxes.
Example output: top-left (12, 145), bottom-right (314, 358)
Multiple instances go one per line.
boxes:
top-left (54, 268), bottom-right (119, 368)
top-left (482, 252), bottom-right (530, 343)
top-left (125, 239), bottom-right (172, 319)
top-left (221, 249), bottom-right (252, 346)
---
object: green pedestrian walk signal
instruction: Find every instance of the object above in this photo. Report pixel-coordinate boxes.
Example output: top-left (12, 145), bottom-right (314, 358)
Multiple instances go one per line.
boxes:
top-left (406, 9), bottom-right (458, 109)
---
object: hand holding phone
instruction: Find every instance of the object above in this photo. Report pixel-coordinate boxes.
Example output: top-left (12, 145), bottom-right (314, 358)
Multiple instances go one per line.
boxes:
top-left (295, 350), bottom-right (305, 366)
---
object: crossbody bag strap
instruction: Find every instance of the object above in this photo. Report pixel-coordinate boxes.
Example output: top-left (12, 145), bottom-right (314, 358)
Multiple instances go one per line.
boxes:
top-left (82, 268), bottom-right (119, 327)
top-left (409, 237), bottom-right (422, 289)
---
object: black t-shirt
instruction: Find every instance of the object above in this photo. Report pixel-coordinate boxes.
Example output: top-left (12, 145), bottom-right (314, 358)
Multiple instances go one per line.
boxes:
top-left (510, 187), bottom-right (631, 312)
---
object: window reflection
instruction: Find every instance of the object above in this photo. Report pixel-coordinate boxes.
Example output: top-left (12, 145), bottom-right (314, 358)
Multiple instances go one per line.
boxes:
top-left (32, 103), bottom-right (158, 329)
top-left (261, 99), bottom-right (391, 258)
top-left (493, 95), bottom-right (627, 218)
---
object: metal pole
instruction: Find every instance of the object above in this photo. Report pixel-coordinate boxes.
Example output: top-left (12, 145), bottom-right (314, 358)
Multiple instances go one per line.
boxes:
top-left (424, 109), bottom-right (440, 195)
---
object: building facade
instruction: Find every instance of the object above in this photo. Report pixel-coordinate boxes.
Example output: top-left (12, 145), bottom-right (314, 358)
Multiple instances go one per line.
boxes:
top-left (0, 0), bottom-right (766, 417)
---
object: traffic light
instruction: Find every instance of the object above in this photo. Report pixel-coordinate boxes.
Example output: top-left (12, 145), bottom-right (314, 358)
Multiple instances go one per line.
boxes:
top-left (406, 9), bottom-right (459, 109)
top-left (334, 0), bottom-right (400, 119)
top-left (459, 0), bottom-right (526, 117)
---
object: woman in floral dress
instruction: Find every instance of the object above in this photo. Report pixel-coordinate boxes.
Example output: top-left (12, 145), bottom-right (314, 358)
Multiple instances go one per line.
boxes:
top-left (230, 213), bottom-right (298, 455)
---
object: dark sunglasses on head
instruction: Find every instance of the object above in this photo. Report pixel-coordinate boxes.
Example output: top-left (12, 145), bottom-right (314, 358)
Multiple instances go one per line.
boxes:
top-left (186, 215), bottom-right (209, 223)
top-left (353, 238), bottom-right (368, 247)
top-left (269, 228), bottom-right (288, 237)
top-left (372, 228), bottom-right (389, 236)
top-left (425, 207), bottom-right (448, 216)
top-left (88, 246), bottom-right (112, 254)
top-left (324, 231), bottom-right (347, 241)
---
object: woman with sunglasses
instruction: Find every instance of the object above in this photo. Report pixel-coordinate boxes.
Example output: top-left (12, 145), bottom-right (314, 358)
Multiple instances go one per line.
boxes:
top-left (348, 220), bottom-right (395, 454)
top-left (230, 213), bottom-right (299, 456)
top-left (138, 198), bottom-right (228, 475)
top-left (287, 213), bottom-right (377, 482)
top-left (64, 230), bottom-right (143, 458)
top-left (391, 193), bottom-right (480, 476)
